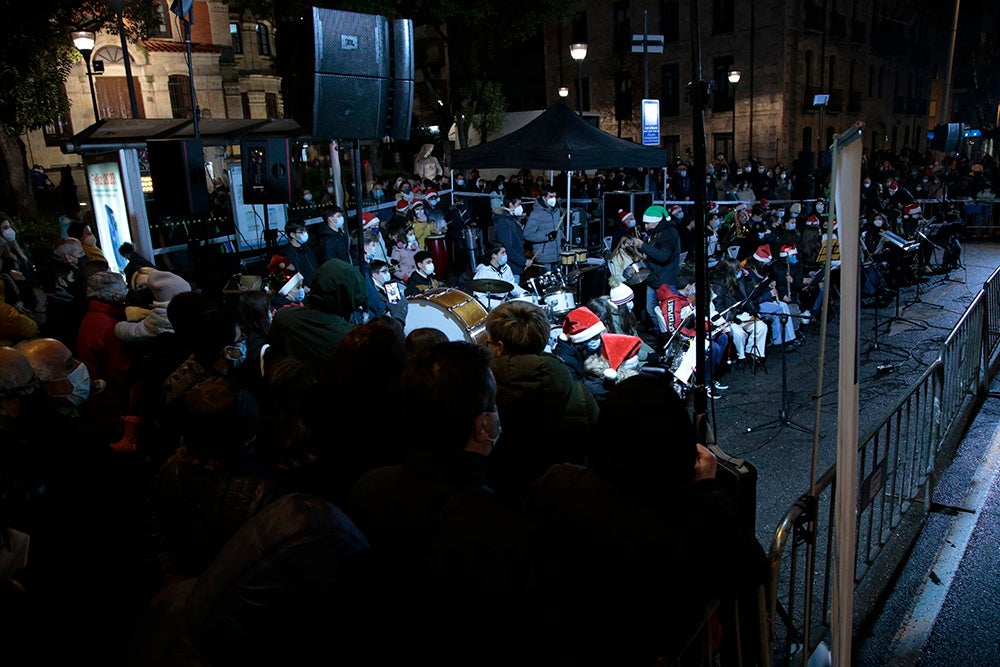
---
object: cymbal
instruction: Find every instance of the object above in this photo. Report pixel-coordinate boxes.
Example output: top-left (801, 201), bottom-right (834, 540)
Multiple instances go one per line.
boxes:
top-left (467, 278), bottom-right (515, 294)
top-left (566, 265), bottom-right (601, 281)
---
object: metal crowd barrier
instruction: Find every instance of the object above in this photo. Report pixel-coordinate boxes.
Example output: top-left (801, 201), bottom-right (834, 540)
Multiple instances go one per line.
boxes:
top-left (765, 265), bottom-right (1000, 665)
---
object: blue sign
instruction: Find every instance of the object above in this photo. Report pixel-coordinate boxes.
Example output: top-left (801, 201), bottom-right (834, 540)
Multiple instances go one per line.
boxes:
top-left (641, 99), bottom-right (660, 146)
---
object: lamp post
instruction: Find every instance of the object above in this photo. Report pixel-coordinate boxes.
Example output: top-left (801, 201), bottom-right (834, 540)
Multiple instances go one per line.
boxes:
top-left (570, 43), bottom-right (588, 115)
top-left (72, 31), bottom-right (100, 121)
top-left (728, 69), bottom-right (741, 165)
top-left (813, 93), bottom-right (830, 175)
top-left (558, 86), bottom-right (570, 99)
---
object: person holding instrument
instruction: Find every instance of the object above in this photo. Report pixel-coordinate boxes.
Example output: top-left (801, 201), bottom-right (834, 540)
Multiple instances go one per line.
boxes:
top-left (522, 186), bottom-right (563, 274)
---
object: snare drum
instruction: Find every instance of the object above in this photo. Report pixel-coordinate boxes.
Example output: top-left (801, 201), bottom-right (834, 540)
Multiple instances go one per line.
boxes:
top-left (574, 246), bottom-right (588, 263)
top-left (542, 289), bottom-right (576, 317)
top-left (426, 235), bottom-right (449, 278)
top-left (508, 294), bottom-right (539, 306)
top-left (560, 250), bottom-right (577, 266)
top-left (404, 287), bottom-right (488, 344)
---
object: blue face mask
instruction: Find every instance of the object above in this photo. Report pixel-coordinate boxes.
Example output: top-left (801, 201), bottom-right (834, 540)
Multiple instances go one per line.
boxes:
top-left (586, 338), bottom-right (601, 352)
top-left (375, 189), bottom-right (384, 197)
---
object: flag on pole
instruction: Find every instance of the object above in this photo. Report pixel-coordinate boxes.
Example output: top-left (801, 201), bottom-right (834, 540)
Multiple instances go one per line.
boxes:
top-left (170, 0), bottom-right (194, 22)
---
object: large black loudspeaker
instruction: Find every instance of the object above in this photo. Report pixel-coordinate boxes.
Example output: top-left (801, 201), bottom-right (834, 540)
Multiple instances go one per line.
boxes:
top-left (930, 123), bottom-right (963, 153)
top-left (147, 139), bottom-right (209, 216)
top-left (291, 8), bottom-right (414, 140)
top-left (240, 138), bottom-right (292, 204)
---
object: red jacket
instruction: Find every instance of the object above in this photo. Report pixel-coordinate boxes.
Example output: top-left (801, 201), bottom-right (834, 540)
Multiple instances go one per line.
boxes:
top-left (77, 299), bottom-right (133, 437)
top-left (656, 284), bottom-right (697, 338)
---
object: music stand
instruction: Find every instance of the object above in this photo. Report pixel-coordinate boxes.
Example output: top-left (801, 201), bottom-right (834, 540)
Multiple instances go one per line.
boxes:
top-left (861, 288), bottom-right (909, 362)
top-left (746, 313), bottom-right (811, 435)
top-left (882, 281), bottom-right (928, 332)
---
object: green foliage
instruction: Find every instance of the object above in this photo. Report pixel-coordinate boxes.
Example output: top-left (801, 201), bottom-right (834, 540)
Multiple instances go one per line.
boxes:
top-left (0, 211), bottom-right (62, 263)
top-left (0, 0), bottom-right (158, 136)
top-left (464, 80), bottom-right (506, 143)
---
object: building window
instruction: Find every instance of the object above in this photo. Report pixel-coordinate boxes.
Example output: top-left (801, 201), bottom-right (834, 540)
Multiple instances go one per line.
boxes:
top-left (256, 23), bottom-right (271, 57)
top-left (661, 63), bottom-right (680, 116)
top-left (828, 55), bottom-right (836, 90)
top-left (802, 126), bottom-right (812, 153)
top-left (878, 67), bottom-right (884, 98)
top-left (613, 2), bottom-right (631, 53)
top-left (713, 0), bottom-right (735, 34)
top-left (154, 2), bottom-right (172, 38)
top-left (571, 11), bottom-right (588, 44)
top-left (805, 50), bottom-right (814, 90)
top-left (230, 23), bottom-right (243, 54)
top-left (868, 64), bottom-right (875, 97)
top-left (662, 135), bottom-right (680, 160)
top-left (168, 74), bottom-right (193, 119)
top-left (661, 0), bottom-right (679, 42)
top-left (241, 93), bottom-right (251, 119)
top-left (712, 55), bottom-right (736, 113)
top-left (266, 93), bottom-right (279, 118)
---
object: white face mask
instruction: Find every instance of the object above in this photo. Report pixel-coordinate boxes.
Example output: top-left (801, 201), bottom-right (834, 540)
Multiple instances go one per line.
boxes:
top-left (424, 262), bottom-right (435, 275)
top-left (331, 215), bottom-right (344, 229)
top-left (1, 227), bottom-right (14, 242)
top-left (56, 361), bottom-right (91, 406)
top-left (496, 254), bottom-right (508, 266)
top-left (512, 205), bottom-right (523, 217)
top-left (483, 410), bottom-right (502, 447)
top-left (303, 193), bottom-right (313, 202)
top-left (296, 231), bottom-right (309, 244)
top-left (545, 197), bottom-right (556, 207)
top-left (406, 233), bottom-right (417, 243)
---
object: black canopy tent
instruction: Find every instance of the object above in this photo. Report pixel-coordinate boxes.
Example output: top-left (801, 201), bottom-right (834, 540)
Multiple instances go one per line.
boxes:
top-left (450, 100), bottom-right (667, 252)
top-left (449, 100), bottom-right (667, 171)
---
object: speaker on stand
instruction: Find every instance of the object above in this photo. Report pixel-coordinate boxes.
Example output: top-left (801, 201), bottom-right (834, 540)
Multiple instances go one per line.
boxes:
top-left (241, 138), bottom-right (292, 252)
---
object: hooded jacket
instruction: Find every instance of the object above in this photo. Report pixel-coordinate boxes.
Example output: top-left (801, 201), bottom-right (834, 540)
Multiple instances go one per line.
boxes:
top-left (639, 217), bottom-right (682, 289)
top-left (267, 259), bottom-right (366, 369)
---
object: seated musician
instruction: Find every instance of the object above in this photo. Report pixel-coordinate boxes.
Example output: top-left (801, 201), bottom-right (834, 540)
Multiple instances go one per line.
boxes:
top-left (743, 247), bottom-right (800, 351)
top-left (404, 250), bottom-right (441, 297)
top-left (607, 209), bottom-right (643, 287)
top-left (655, 265), bottom-right (730, 396)
top-left (471, 242), bottom-right (528, 310)
top-left (711, 258), bottom-right (770, 365)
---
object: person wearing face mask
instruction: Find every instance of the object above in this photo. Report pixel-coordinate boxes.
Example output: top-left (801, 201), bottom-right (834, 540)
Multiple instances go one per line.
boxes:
top-left (366, 258), bottom-right (408, 326)
top-left (297, 188), bottom-right (315, 207)
top-left (161, 308), bottom-right (247, 409)
top-left (360, 212), bottom-right (391, 266)
top-left (404, 250), bottom-right (441, 297)
top-left (76, 271), bottom-right (132, 441)
top-left (316, 207), bottom-right (352, 265)
top-left (492, 194), bottom-right (530, 285)
top-left (551, 305), bottom-right (612, 407)
top-left (15, 337), bottom-right (94, 417)
top-left (670, 164), bottom-right (694, 201)
top-left (390, 226), bottom-right (420, 282)
top-left (66, 221), bottom-right (108, 265)
top-left (472, 243), bottom-right (528, 310)
top-left (522, 187), bottom-right (563, 273)
top-left (282, 220), bottom-right (319, 288)
top-left (1, 217), bottom-right (36, 286)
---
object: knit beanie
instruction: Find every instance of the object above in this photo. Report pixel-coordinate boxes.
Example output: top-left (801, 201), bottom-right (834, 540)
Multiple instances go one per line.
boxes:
top-left (559, 306), bottom-right (607, 343)
top-left (86, 271), bottom-right (126, 302)
top-left (147, 269), bottom-right (191, 304)
top-left (609, 281), bottom-right (634, 306)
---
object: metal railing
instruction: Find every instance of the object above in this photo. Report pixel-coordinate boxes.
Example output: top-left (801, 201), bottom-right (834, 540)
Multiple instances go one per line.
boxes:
top-left (766, 265), bottom-right (1000, 665)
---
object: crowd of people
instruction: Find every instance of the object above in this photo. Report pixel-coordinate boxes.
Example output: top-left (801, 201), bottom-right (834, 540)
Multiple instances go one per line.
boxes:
top-left (1, 141), bottom-right (995, 662)
top-left (0, 191), bottom-right (769, 664)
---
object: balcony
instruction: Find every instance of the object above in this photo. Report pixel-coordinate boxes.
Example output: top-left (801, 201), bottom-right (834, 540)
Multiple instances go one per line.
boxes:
top-left (848, 91), bottom-right (863, 113)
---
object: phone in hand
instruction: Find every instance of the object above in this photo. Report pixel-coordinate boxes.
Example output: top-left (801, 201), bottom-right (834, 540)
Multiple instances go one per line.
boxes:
top-left (385, 281), bottom-right (402, 304)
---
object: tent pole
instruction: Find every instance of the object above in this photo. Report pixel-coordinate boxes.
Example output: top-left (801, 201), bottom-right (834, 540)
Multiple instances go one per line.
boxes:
top-left (566, 170), bottom-right (573, 247)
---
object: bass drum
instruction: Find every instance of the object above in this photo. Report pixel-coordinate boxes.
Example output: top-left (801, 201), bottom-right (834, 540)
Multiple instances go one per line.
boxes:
top-left (542, 289), bottom-right (576, 318)
top-left (404, 287), bottom-right (488, 345)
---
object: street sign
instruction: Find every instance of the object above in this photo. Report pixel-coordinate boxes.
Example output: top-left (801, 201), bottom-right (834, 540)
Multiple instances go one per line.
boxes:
top-left (641, 99), bottom-right (660, 146)
top-left (631, 34), bottom-right (664, 54)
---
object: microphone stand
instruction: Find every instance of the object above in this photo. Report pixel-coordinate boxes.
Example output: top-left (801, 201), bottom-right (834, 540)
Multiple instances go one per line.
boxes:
top-left (746, 312), bottom-right (812, 435)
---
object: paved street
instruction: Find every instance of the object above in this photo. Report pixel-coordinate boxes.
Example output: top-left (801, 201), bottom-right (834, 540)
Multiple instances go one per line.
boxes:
top-left (669, 240), bottom-right (1000, 548)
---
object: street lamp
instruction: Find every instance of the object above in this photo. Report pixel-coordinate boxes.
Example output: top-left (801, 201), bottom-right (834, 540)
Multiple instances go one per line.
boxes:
top-left (570, 43), bottom-right (588, 115)
top-left (71, 31), bottom-right (100, 121)
top-left (728, 69), bottom-right (741, 164)
top-left (558, 86), bottom-right (570, 99)
top-left (813, 93), bottom-right (830, 175)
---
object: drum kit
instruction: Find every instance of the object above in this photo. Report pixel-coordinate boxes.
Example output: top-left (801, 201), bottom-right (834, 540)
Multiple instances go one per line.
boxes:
top-left (403, 287), bottom-right (489, 344)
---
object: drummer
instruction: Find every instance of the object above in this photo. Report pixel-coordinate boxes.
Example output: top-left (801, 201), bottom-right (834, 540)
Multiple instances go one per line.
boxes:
top-left (471, 242), bottom-right (529, 310)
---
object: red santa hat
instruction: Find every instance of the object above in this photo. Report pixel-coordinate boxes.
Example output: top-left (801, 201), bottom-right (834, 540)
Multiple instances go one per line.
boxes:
top-left (600, 333), bottom-right (643, 380)
top-left (887, 179), bottom-right (899, 193)
top-left (707, 201), bottom-right (719, 214)
top-left (753, 244), bottom-right (772, 264)
top-left (394, 199), bottom-right (410, 214)
top-left (759, 198), bottom-right (770, 208)
top-left (903, 203), bottom-right (921, 218)
top-left (805, 214), bottom-right (821, 227)
top-left (559, 306), bottom-right (607, 343)
top-left (424, 189), bottom-right (439, 201)
top-left (362, 212), bottom-right (380, 229)
top-left (779, 244), bottom-right (797, 258)
top-left (618, 209), bottom-right (634, 223)
top-left (267, 254), bottom-right (291, 274)
top-left (411, 182), bottom-right (424, 194)
top-left (733, 202), bottom-right (748, 212)
top-left (668, 204), bottom-right (684, 218)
